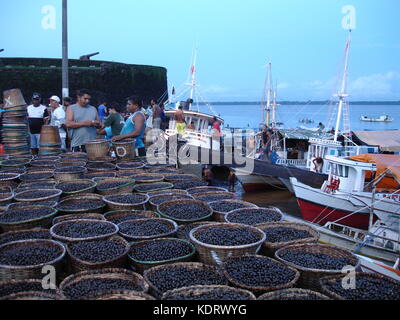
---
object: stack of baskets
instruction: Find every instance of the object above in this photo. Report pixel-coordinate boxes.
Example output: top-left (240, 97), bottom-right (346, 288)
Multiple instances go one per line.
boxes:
top-left (39, 126), bottom-right (63, 156)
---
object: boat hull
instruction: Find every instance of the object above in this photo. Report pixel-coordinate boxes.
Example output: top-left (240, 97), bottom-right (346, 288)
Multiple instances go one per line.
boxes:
top-left (297, 198), bottom-right (372, 230)
top-left (235, 171), bottom-right (286, 192)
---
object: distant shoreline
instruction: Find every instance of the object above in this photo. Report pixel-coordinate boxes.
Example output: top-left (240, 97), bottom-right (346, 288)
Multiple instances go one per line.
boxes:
top-left (198, 101), bottom-right (400, 105)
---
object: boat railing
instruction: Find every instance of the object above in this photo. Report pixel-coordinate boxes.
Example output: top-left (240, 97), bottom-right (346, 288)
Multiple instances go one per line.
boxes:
top-left (275, 158), bottom-right (307, 167)
top-left (325, 221), bottom-right (400, 251)
top-left (309, 138), bottom-right (342, 147)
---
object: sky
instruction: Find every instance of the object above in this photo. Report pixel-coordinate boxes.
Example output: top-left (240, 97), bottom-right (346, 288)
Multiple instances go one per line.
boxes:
top-left (1, 0), bottom-right (400, 102)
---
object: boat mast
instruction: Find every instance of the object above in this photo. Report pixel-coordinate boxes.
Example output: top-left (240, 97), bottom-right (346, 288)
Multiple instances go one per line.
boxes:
top-left (264, 62), bottom-right (272, 128)
top-left (188, 48), bottom-right (198, 111)
top-left (271, 80), bottom-right (280, 129)
top-left (333, 31), bottom-right (352, 142)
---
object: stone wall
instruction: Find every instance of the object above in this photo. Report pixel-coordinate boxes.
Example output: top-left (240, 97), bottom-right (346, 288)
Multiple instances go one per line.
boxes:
top-left (0, 58), bottom-right (168, 107)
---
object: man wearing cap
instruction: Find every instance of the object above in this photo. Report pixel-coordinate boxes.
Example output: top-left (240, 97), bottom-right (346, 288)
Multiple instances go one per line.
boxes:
top-left (49, 96), bottom-right (67, 151)
top-left (27, 93), bottom-right (50, 155)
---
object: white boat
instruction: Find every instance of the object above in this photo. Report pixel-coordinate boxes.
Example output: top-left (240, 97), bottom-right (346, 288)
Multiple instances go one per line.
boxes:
top-left (291, 153), bottom-right (400, 232)
top-left (360, 115), bottom-right (393, 122)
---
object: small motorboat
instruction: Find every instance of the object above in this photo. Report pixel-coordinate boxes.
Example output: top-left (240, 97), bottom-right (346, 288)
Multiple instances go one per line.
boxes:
top-left (360, 115), bottom-right (394, 122)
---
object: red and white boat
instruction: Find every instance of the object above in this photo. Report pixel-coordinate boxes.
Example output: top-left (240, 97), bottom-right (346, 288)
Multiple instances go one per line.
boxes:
top-left (291, 153), bottom-right (400, 230)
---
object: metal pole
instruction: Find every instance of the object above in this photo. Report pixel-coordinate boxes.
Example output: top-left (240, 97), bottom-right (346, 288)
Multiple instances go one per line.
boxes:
top-left (62, 0), bottom-right (69, 99)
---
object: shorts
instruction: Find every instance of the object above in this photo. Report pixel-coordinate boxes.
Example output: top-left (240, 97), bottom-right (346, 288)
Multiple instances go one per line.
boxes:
top-left (176, 122), bottom-right (186, 134)
top-left (29, 134), bottom-right (40, 149)
top-left (153, 118), bottom-right (161, 129)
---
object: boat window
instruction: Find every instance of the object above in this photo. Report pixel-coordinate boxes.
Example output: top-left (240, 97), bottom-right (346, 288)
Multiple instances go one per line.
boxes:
top-left (329, 163), bottom-right (349, 177)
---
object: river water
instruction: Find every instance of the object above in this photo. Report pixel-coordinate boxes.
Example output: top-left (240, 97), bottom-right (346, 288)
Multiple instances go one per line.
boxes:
top-left (197, 103), bottom-right (400, 131)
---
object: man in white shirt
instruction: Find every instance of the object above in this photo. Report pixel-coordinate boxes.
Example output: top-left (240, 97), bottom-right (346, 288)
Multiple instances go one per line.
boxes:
top-left (27, 93), bottom-right (49, 155)
top-left (49, 95), bottom-right (67, 150)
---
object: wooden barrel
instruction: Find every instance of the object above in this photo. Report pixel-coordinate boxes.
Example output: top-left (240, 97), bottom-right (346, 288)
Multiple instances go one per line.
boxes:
top-left (85, 139), bottom-right (110, 161)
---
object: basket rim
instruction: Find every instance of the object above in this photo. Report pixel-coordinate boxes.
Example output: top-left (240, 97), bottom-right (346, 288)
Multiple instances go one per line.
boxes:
top-left (274, 243), bottom-right (360, 273)
top-left (14, 188), bottom-right (63, 202)
top-left (96, 178), bottom-right (136, 191)
top-left (80, 289), bottom-right (155, 300)
top-left (50, 219), bottom-right (119, 242)
top-left (59, 267), bottom-right (149, 295)
top-left (102, 193), bottom-right (149, 207)
top-left (0, 290), bottom-right (66, 300)
top-left (189, 222), bottom-right (267, 250)
top-left (0, 206), bottom-right (58, 226)
top-left (147, 189), bottom-right (189, 197)
top-left (0, 172), bottom-right (21, 180)
top-left (104, 210), bottom-right (160, 222)
top-left (117, 218), bottom-right (178, 241)
top-left (128, 237), bottom-right (196, 265)
top-left (257, 287), bottom-right (331, 300)
top-left (221, 254), bottom-right (300, 293)
top-left (157, 199), bottom-right (213, 223)
top-left (133, 182), bottom-right (174, 193)
top-left (0, 187), bottom-right (14, 202)
top-left (0, 239), bottom-right (66, 270)
top-left (224, 206), bottom-right (284, 225)
top-left (116, 163), bottom-right (145, 170)
top-left (66, 235), bottom-right (130, 267)
top-left (208, 199), bottom-right (259, 215)
top-left (57, 179), bottom-right (97, 195)
top-left (192, 191), bottom-right (236, 202)
top-left (52, 213), bottom-right (106, 225)
top-left (161, 284), bottom-right (257, 300)
top-left (56, 197), bottom-right (105, 213)
top-left (54, 166), bottom-right (86, 174)
top-left (149, 193), bottom-right (194, 207)
top-left (256, 221), bottom-right (320, 247)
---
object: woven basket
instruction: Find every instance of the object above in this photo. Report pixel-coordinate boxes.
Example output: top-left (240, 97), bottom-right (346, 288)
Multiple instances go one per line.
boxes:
top-left (104, 210), bottom-right (160, 224)
top-left (116, 170), bottom-right (145, 178)
top-left (221, 254), bottom-right (300, 294)
top-left (86, 163), bottom-right (117, 172)
top-left (130, 173), bottom-right (165, 184)
top-left (0, 291), bottom-right (66, 300)
top-left (56, 160), bottom-right (87, 168)
top-left (103, 193), bottom-right (149, 211)
top-left (0, 239), bottom-right (66, 281)
top-left (157, 199), bottom-right (213, 224)
top-left (60, 152), bottom-right (87, 160)
top-left (133, 182), bottom-right (173, 193)
top-left (61, 192), bottom-right (103, 201)
top-left (147, 189), bottom-right (188, 197)
top-left (50, 219), bottom-right (119, 243)
top-left (56, 196), bottom-right (106, 215)
top-left (95, 178), bottom-right (136, 196)
top-left (209, 200), bottom-right (258, 222)
top-left (30, 160), bottom-right (56, 169)
top-left (0, 278), bottom-right (64, 298)
top-left (17, 180), bottom-right (57, 190)
top-left (54, 166), bottom-right (86, 181)
top-left (66, 236), bottom-right (130, 273)
top-left (85, 171), bottom-right (117, 180)
top-left (319, 272), bottom-right (400, 300)
top-left (57, 179), bottom-right (97, 197)
top-left (0, 173), bottom-right (21, 186)
top-left (85, 139), bottom-right (111, 161)
top-left (224, 207), bottom-right (284, 226)
top-left (0, 206), bottom-right (58, 232)
top-left (189, 223), bottom-right (266, 265)
top-left (112, 139), bottom-right (136, 161)
top-left (256, 221), bottom-right (320, 257)
top-left (19, 171), bottom-right (54, 183)
top-left (143, 262), bottom-right (228, 299)
top-left (274, 243), bottom-right (360, 292)
top-left (0, 187), bottom-right (14, 207)
top-left (161, 285), bottom-right (257, 300)
top-left (60, 268), bottom-right (149, 300)
top-left (6, 201), bottom-right (58, 211)
top-left (148, 193), bottom-right (194, 211)
top-left (116, 162), bottom-right (145, 171)
top-left (118, 218), bottom-right (178, 241)
top-left (14, 188), bottom-right (62, 204)
top-left (81, 290), bottom-right (155, 300)
top-left (164, 174), bottom-right (200, 183)
top-left (52, 213), bottom-right (106, 226)
top-left (176, 222), bottom-right (219, 245)
top-left (192, 191), bottom-right (236, 203)
top-left (0, 228), bottom-right (51, 246)
top-left (258, 288), bottom-right (331, 300)
top-left (128, 238), bottom-right (196, 274)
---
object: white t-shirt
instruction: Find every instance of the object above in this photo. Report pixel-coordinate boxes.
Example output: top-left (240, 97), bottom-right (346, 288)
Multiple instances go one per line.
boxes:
top-left (50, 106), bottom-right (66, 138)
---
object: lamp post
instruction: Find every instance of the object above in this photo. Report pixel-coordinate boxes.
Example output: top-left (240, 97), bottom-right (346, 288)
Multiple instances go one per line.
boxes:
top-left (62, 0), bottom-right (69, 99)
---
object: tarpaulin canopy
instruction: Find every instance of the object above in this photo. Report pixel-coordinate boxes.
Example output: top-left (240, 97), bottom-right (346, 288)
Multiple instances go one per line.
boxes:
top-left (352, 130), bottom-right (400, 152)
top-left (349, 154), bottom-right (400, 189)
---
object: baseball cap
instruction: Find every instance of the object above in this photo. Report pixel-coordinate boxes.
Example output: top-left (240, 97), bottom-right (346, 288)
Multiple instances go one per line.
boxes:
top-left (32, 93), bottom-right (41, 100)
top-left (49, 95), bottom-right (61, 103)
